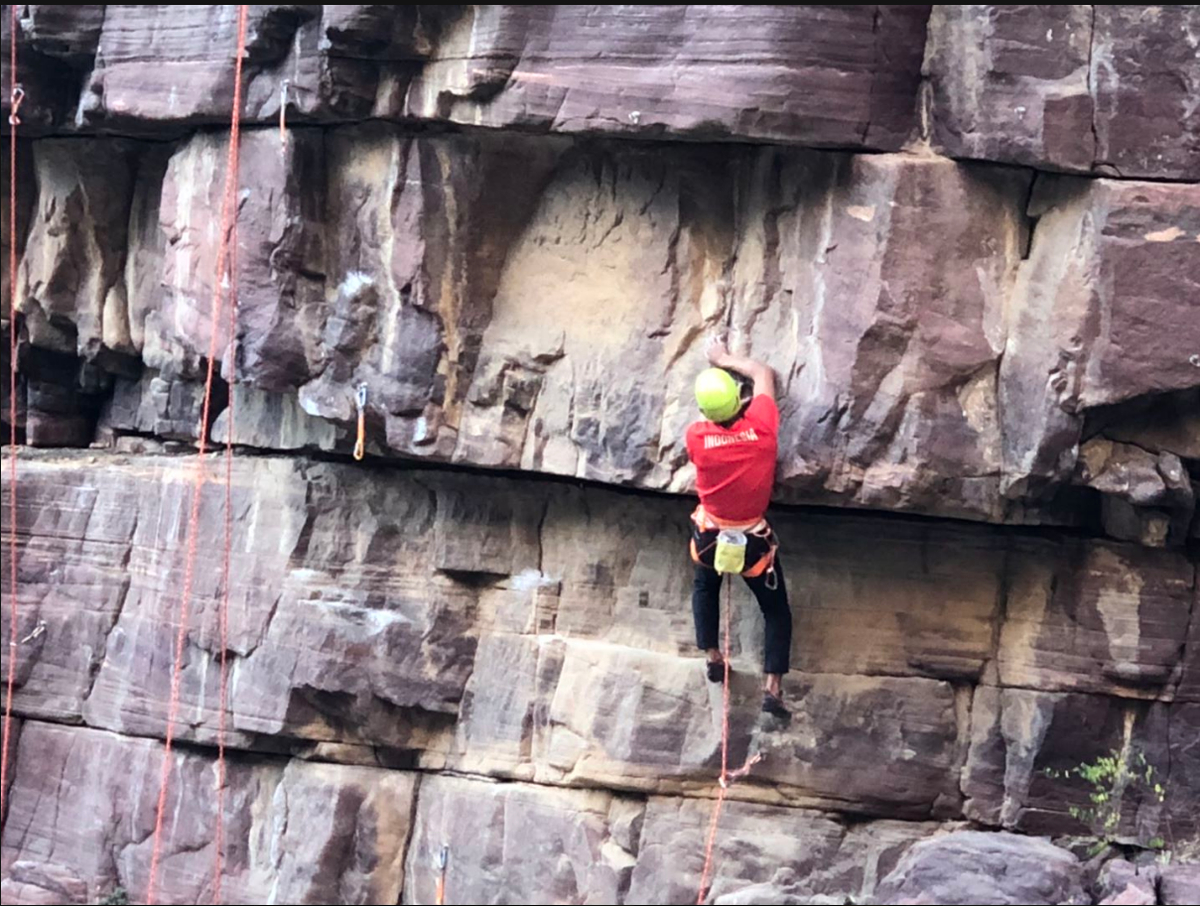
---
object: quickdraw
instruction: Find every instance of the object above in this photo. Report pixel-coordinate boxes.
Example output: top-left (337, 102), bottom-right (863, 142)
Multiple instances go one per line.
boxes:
top-left (279, 79), bottom-right (290, 152)
top-left (435, 845), bottom-right (449, 905)
top-left (8, 83), bottom-right (23, 126)
top-left (353, 382), bottom-right (368, 461)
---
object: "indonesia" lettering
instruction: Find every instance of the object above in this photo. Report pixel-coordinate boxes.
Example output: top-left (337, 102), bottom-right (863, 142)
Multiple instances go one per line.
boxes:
top-left (703, 428), bottom-right (759, 449)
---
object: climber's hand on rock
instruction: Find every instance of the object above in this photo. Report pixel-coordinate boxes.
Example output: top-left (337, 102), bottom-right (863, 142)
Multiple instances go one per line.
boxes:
top-left (705, 334), bottom-right (776, 401)
top-left (706, 336), bottom-right (731, 368)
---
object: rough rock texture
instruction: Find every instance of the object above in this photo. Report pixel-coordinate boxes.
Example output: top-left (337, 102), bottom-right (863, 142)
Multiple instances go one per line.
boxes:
top-left (2, 5), bottom-right (1199, 905)
top-left (627, 798), bottom-right (936, 905)
top-left (0, 722), bottom-right (415, 906)
top-left (4, 5), bottom-right (932, 150)
top-left (996, 539), bottom-right (1196, 697)
top-left (962, 688), bottom-right (1196, 843)
top-left (872, 830), bottom-right (1090, 906)
top-left (404, 774), bottom-right (637, 905)
top-left (1, 449), bottom-right (1197, 904)
top-left (925, 6), bottom-right (1200, 179)
top-left (1002, 177), bottom-right (1200, 534)
top-left (6, 5), bottom-right (1198, 182)
top-left (7, 126), bottom-right (1197, 534)
top-left (1095, 859), bottom-right (1158, 906)
top-left (2, 452), bottom-right (978, 809)
top-left (1160, 864), bottom-right (1200, 906)
top-left (401, 5), bottom-right (932, 149)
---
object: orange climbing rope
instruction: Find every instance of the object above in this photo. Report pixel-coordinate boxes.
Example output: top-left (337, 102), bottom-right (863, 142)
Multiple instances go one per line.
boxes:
top-left (694, 577), bottom-right (762, 905)
top-left (145, 6), bottom-right (248, 905)
top-left (213, 199), bottom-right (236, 902)
top-left (213, 7), bottom-right (248, 901)
top-left (1, 1), bottom-right (24, 824)
top-left (695, 578), bottom-right (734, 904)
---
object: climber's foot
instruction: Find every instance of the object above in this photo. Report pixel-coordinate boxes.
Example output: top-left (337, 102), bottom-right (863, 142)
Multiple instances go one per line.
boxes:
top-left (706, 658), bottom-right (727, 684)
top-left (761, 691), bottom-right (791, 723)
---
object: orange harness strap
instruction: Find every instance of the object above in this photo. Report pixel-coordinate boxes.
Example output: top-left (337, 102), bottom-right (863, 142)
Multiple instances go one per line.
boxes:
top-left (689, 506), bottom-right (778, 580)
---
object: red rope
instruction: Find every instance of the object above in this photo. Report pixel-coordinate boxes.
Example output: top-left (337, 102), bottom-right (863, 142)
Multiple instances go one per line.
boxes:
top-left (695, 578), bottom-right (733, 904)
top-left (1, 0), bottom-right (24, 828)
top-left (213, 7), bottom-right (247, 902)
top-left (145, 7), bottom-right (248, 904)
top-left (693, 577), bottom-right (765, 904)
top-left (695, 788), bottom-right (729, 905)
top-left (213, 194), bottom-right (235, 904)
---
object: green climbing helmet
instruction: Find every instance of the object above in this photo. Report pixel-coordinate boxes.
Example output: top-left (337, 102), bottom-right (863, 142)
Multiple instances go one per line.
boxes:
top-left (694, 368), bottom-right (741, 423)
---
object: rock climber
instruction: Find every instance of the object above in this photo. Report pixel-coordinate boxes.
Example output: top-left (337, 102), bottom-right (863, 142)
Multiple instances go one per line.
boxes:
top-left (686, 337), bottom-right (792, 720)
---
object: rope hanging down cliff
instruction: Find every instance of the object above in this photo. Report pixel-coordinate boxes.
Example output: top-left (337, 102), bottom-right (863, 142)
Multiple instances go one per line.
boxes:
top-left (695, 578), bottom-right (763, 904)
top-left (212, 6), bottom-right (248, 899)
top-left (1, 1), bottom-right (26, 826)
top-left (145, 6), bottom-right (248, 905)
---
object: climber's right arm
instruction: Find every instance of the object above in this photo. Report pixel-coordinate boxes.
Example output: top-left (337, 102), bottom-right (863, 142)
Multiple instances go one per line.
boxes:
top-left (706, 339), bottom-right (776, 400)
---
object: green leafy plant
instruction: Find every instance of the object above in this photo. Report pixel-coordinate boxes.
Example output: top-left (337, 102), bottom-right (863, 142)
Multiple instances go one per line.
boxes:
top-left (1042, 748), bottom-right (1166, 853)
top-left (97, 887), bottom-right (130, 906)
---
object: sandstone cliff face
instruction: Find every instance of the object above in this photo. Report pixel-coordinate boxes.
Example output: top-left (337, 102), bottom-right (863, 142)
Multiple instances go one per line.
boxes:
top-left (1, 5), bottom-right (1197, 906)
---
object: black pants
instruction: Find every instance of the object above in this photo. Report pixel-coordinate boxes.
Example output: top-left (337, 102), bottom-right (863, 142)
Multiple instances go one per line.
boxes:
top-left (691, 538), bottom-right (791, 676)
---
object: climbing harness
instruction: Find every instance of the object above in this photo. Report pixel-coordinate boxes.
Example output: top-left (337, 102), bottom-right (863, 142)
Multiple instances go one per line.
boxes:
top-left (689, 506), bottom-right (779, 586)
top-left (145, 6), bottom-right (248, 905)
top-left (353, 382), bottom-right (368, 461)
top-left (1, 2), bottom-right (24, 826)
top-left (691, 506), bottom-right (773, 903)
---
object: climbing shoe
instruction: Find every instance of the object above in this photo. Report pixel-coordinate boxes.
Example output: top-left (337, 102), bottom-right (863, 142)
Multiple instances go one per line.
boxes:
top-left (706, 659), bottom-right (727, 683)
top-left (761, 691), bottom-right (791, 721)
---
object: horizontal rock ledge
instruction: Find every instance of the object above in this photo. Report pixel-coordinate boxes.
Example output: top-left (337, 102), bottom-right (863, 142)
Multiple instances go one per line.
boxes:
top-left (6, 127), bottom-right (1197, 536)
top-left (1, 449), bottom-right (1195, 843)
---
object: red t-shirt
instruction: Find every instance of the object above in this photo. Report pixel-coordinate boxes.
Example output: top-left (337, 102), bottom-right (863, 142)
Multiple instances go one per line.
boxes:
top-left (685, 395), bottom-right (779, 522)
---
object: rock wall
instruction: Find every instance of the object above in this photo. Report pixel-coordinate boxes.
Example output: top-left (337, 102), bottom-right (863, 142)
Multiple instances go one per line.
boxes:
top-left (1, 5), bottom-right (1197, 906)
